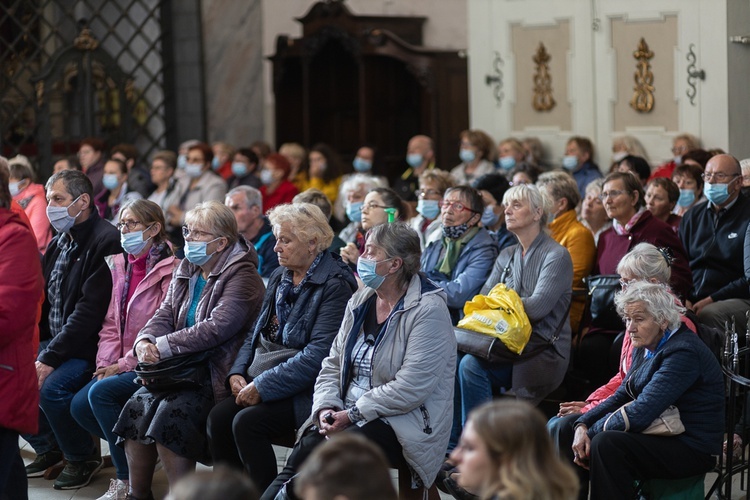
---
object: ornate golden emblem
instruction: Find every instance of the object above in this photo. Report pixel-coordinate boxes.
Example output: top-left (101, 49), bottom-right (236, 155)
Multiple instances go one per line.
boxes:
top-left (74, 28), bottom-right (100, 51)
top-left (630, 37), bottom-right (654, 113)
top-left (532, 43), bottom-right (556, 112)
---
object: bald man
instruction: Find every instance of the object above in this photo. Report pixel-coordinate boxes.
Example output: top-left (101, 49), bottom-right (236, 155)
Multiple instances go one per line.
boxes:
top-left (393, 135), bottom-right (436, 202)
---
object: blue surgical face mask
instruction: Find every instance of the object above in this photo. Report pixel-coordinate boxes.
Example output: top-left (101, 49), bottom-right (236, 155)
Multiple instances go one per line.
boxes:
top-left (416, 199), bottom-right (440, 220)
top-left (459, 148), bottom-right (476, 163)
top-left (177, 154), bottom-right (187, 169)
top-left (352, 157), bottom-right (372, 172)
top-left (211, 156), bottom-right (221, 170)
top-left (346, 201), bottom-right (363, 223)
top-left (120, 225), bottom-right (153, 256)
top-left (357, 257), bottom-right (393, 290)
top-left (673, 156), bottom-right (683, 166)
top-left (231, 162), bottom-right (248, 177)
top-left (481, 205), bottom-right (500, 227)
top-left (406, 153), bottom-right (423, 168)
top-left (185, 163), bottom-right (203, 178)
top-left (184, 237), bottom-right (220, 266)
top-left (704, 181), bottom-right (734, 206)
top-left (612, 151), bottom-right (628, 163)
top-left (46, 195), bottom-right (83, 233)
top-left (562, 155), bottom-right (579, 170)
top-left (8, 181), bottom-right (21, 197)
top-left (102, 174), bottom-right (120, 190)
top-left (499, 156), bottom-right (516, 170)
top-left (260, 169), bottom-right (275, 186)
top-left (677, 189), bottom-right (696, 208)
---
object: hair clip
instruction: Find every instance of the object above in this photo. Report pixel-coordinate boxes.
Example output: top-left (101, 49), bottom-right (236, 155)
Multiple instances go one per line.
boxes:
top-left (657, 247), bottom-right (674, 267)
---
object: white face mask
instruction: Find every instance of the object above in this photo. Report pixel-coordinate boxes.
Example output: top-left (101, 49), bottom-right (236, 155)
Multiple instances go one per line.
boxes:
top-left (46, 195), bottom-right (83, 233)
top-left (612, 151), bottom-right (628, 163)
top-left (8, 181), bottom-right (22, 197)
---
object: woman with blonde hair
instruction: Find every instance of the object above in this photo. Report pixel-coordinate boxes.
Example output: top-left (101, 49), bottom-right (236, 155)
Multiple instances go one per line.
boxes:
top-left (451, 400), bottom-right (579, 500)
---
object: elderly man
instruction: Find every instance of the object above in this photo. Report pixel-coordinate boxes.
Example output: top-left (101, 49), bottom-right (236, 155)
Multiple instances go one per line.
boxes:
top-left (393, 135), bottom-right (436, 203)
top-left (679, 154), bottom-right (750, 332)
top-left (226, 185), bottom-right (279, 278)
top-left (23, 170), bottom-right (121, 489)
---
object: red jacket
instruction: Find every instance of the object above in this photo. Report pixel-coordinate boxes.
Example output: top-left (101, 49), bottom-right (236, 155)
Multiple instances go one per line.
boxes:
top-left (0, 208), bottom-right (44, 434)
top-left (261, 180), bottom-right (299, 212)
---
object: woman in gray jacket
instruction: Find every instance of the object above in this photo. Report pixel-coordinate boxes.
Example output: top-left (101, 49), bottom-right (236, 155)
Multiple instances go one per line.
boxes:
top-left (263, 222), bottom-right (456, 500)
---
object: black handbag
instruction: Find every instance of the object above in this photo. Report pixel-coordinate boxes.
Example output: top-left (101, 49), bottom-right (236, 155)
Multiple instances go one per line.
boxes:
top-left (134, 351), bottom-right (211, 392)
top-left (583, 274), bottom-right (622, 332)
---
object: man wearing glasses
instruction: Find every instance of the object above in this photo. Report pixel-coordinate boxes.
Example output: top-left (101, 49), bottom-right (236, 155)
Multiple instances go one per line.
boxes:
top-left (679, 154), bottom-right (750, 333)
top-left (24, 170), bottom-right (121, 489)
top-left (420, 186), bottom-right (498, 324)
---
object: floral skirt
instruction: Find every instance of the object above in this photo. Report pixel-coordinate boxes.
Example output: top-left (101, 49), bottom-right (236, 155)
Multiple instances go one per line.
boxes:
top-left (113, 384), bottom-right (215, 464)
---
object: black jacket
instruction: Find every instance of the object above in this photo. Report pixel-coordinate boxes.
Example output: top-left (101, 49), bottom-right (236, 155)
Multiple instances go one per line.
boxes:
top-left (679, 193), bottom-right (750, 302)
top-left (38, 210), bottom-right (122, 368)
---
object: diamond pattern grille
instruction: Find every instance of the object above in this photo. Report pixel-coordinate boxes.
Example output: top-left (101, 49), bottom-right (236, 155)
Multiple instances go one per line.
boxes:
top-left (0, 0), bottom-right (168, 172)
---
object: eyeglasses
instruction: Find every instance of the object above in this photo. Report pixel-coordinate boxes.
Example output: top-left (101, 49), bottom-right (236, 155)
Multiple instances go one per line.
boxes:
top-left (439, 200), bottom-right (479, 213)
top-left (701, 172), bottom-right (739, 183)
top-left (415, 188), bottom-right (441, 198)
top-left (671, 146), bottom-right (689, 155)
top-left (182, 225), bottom-right (216, 240)
top-left (116, 220), bottom-right (144, 231)
top-left (598, 190), bottom-right (630, 201)
top-left (362, 202), bottom-right (389, 211)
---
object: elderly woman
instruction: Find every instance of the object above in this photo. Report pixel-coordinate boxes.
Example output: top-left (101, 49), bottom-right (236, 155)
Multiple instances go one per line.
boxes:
top-left (340, 187), bottom-right (405, 268)
top-left (579, 179), bottom-right (611, 245)
top-left (497, 138), bottom-right (526, 172)
top-left (206, 203), bottom-right (357, 493)
top-left (95, 158), bottom-right (143, 223)
top-left (671, 163), bottom-right (705, 216)
top-left (337, 174), bottom-right (383, 244)
top-left (572, 281), bottom-right (724, 499)
top-left (451, 130), bottom-right (497, 185)
top-left (451, 400), bottom-right (579, 500)
top-left (537, 171), bottom-right (596, 333)
top-left (645, 178), bottom-right (681, 231)
top-left (264, 222), bottom-right (456, 499)
top-left (451, 184), bottom-right (573, 454)
top-left (421, 186), bottom-right (498, 324)
top-left (411, 169), bottom-right (456, 250)
top-left (70, 199), bottom-right (178, 499)
top-left (113, 201), bottom-right (264, 500)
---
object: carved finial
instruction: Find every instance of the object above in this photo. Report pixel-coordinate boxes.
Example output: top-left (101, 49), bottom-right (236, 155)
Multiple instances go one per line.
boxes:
top-left (74, 28), bottom-right (99, 51)
top-left (630, 37), bottom-right (655, 113)
top-left (532, 43), bottom-right (555, 112)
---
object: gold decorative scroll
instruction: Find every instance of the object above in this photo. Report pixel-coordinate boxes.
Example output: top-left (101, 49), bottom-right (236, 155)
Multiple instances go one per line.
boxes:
top-left (630, 37), bottom-right (654, 113)
top-left (532, 43), bottom-right (556, 111)
top-left (35, 81), bottom-right (44, 108)
top-left (74, 28), bottom-right (100, 51)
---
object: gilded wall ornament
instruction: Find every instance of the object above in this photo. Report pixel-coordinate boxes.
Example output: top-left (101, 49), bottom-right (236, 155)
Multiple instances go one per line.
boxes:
top-left (630, 38), bottom-right (654, 113)
top-left (532, 43), bottom-right (555, 112)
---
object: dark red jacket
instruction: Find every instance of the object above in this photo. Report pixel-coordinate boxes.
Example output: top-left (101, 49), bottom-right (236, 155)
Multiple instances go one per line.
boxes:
top-left (0, 208), bottom-right (44, 434)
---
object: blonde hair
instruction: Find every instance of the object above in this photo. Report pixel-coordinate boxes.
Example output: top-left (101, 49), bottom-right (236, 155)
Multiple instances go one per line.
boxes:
top-left (279, 142), bottom-right (307, 163)
top-left (469, 400), bottom-right (579, 500)
top-left (502, 184), bottom-right (552, 227)
top-left (612, 135), bottom-right (650, 163)
top-left (185, 201), bottom-right (239, 246)
top-left (267, 203), bottom-right (334, 253)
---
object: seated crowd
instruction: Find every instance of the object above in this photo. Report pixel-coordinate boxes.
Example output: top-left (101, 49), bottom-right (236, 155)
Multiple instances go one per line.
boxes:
top-left (1, 129), bottom-right (747, 500)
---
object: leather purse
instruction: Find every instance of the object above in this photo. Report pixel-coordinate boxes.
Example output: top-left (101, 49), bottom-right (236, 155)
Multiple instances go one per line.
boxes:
top-left (583, 274), bottom-right (623, 332)
top-left (134, 351), bottom-right (211, 392)
top-left (604, 401), bottom-right (685, 436)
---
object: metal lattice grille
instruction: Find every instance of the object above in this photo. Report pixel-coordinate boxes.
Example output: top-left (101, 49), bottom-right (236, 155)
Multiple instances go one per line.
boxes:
top-left (0, 0), bottom-right (168, 172)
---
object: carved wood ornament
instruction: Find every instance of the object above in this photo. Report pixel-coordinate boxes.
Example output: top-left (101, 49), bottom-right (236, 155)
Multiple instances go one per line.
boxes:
top-left (532, 42), bottom-right (555, 112)
top-left (630, 37), bottom-right (655, 113)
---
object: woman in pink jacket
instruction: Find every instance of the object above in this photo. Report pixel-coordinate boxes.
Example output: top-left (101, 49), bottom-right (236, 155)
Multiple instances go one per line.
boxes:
top-left (71, 199), bottom-right (178, 500)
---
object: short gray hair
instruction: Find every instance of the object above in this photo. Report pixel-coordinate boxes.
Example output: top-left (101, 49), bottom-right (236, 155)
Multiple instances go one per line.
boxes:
top-left (615, 281), bottom-right (683, 331)
top-left (617, 243), bottom-right (671, 285)
top-left (185, 200), bottom-right (239, 246)
top-left (340, 174), bottom-right (384, 199)
top-left (267, 203), bottom-right (334, 253)
top-left (366, 222), bottom-right (421, 286)
top-left (46, 169), bottom-right (94, 199)
top-left (537, 171), bottom-right (580, 210)
top-left (227, 185), bottom-right (262, 209)
top-left (502, 184), bottom-right (551, 227)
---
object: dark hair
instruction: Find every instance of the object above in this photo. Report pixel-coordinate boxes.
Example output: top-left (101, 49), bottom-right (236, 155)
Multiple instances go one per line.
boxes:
top-left (648, 178), bottom-right (680, 205)
top-left (672, 163), bottom-right (705, 190)
top-left (370, 187), bottom-right (407, 221)
top-left (603, 171), bottom-right (645, 210)
top-left (0, 160), bottom-right (10, 208)
top-left (357, 143), bottom-right (384, 173)
top-left (460, 129), bottom-right (496, 162)
top-left (46, 170), bottom-right (94, 203)
top-left (266, 153), bottom-right (292, 178)
top-left (568, 136), bottom-right (594, 161)
top-left (57, 156), bottom-right (82, 171)
top-left (309, 143), bottom-right (345, 183)
top-left (473, 173), bottom-right (511, 205)
top-left (188, 142), bottom-right (213, 165)
top-left (80, 137), bottom-right (106, 153)
top-left (236, 147), bottom-right (259, 166)
top-left (509, 162), bottom-right (541, 184)
top-left (681, 149), bottom-right (713, 169)
top-left (9, 162), bottom-right (34, 182)
top-left (106, 158), bottom-right (128, 175)
top-left (111, 143), bottom-right (138, 162)
top-left (619, 155), bottom-right (651, 184)
top-left (445, 185), bottom-right (485, 215)
top-left (250, 140), bottom-right (274, 159)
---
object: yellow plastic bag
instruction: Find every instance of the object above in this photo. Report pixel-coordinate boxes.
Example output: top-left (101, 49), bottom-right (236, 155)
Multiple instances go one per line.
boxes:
top-left (457, 283), bottom-right (532, 354)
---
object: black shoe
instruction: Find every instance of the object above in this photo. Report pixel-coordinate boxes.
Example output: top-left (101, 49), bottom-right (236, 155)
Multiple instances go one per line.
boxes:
top-left (25, 450), bottom-right (63, 478)
top-left (125, 493), bottom-right (155, 500)
top-left (52, 457), bottom-right (103, 490)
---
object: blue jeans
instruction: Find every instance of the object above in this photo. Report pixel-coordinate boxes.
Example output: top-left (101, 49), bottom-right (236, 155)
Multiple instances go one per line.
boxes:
top-left (0, 427), bottom-right (27, 500)
top-left (449, 352), bottom-right (512, 450)
top-left (22, 349), bottom-right (97, 462)
top-left (71, 372), bottom-right (138, 479)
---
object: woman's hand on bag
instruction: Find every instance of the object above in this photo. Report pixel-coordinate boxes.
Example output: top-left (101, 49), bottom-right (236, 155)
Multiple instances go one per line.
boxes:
top-left (558, 401), bottom-right (587, 417)
top-left (572, 425), bottom-right (591, 469)
top-left (318, 409), bottom-right (351, 437)
top-left (135, 341), bottom-right (160, 363)
top-left (229, 375), bottom-right (248, 397)
top-left (93, 363), bottom-right (120, 380)
top-left (236, 381), bottom-right (262, 407)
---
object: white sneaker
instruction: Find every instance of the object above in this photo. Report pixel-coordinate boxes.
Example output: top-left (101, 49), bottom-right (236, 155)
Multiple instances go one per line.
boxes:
top-left (96, 479), bottom-right (128, 500)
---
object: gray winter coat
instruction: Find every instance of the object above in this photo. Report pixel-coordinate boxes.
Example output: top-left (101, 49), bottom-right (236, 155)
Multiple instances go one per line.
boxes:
top-left (311, 274), bottom-right (456, 486)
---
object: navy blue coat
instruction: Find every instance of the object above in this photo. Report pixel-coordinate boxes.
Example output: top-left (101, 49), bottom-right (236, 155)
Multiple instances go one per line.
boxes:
top-left (228, 250), bottom-right (357, 426)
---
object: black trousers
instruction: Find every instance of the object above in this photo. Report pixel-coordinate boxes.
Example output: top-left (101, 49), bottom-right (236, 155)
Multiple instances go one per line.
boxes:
top-left (589, 431), bottom-right (716, 500)
top-left (206, 396), bottom-right (296, 493)
top-left (261, 419), bottom-right (407, 500)
top-left (547, 413), bottom-right (589, 500)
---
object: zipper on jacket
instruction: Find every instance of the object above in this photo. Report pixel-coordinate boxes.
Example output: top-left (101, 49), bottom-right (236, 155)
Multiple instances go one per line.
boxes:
top-left (419, 404), bottom-right (432, 434)
top-left (0, 364), bottom-right (14, 371)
